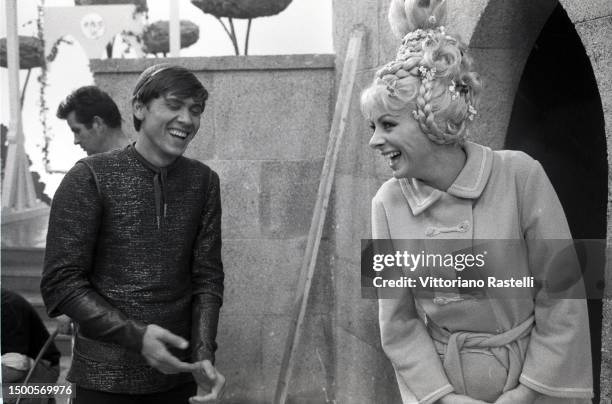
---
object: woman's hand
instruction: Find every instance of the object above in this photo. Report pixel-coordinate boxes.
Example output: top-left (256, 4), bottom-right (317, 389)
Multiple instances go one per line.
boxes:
top-left (437, 393), bottom-right (490, 404)
top-left (494, 384), bottom-right (539, 404)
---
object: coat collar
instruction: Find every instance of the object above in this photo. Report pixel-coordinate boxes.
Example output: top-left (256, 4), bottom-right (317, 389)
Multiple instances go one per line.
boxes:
top-left (399, 141), bottom-right (493, 215)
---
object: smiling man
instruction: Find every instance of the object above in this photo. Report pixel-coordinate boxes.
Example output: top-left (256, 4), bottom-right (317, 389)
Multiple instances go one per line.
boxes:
top-left (57, 86), bottom-right (130, 155)
top-left (42, 64), bottom-right (225, 404)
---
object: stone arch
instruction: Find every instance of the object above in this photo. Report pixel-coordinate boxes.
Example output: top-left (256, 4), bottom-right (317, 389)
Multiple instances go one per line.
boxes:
top-left (458, 0), bottom-right (558, 147)
top-left (462, 0), bottom-right (612, 399)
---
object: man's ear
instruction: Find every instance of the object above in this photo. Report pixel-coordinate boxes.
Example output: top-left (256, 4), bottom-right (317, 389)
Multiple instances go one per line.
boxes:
top-left (92, 115), bottom-right (105, 130)
top-left (133, 100), bottom-right (146, 120)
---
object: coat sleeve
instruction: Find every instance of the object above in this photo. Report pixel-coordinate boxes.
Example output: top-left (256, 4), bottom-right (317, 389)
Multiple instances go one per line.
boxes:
top-left (518, 160), bottom-right (593, 399)
top-left (373, 195), bottom-right (453, 404)
top-left (40, 162), bottom-right (147, 353)
top-left (191, 169), bottom-right (224, 364)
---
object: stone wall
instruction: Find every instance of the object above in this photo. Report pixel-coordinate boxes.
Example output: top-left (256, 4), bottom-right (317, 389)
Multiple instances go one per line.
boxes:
top-left (91, 55), bottom-right (336, 402)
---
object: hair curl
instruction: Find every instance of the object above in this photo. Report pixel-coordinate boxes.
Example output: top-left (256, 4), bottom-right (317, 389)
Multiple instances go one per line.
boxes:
top-left (361, 0), bottom-right (481, 145)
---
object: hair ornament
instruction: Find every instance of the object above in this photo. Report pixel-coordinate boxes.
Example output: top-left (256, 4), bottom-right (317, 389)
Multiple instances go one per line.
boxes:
top-left (418, 65), bottom-right (436, 82)
top-left (401, 26), bottom-right (445, 47)
top-left (381, 75), bottom-right (400, 98)
top-left (467, 104), bottom-right (478, 121)
top-left (449, 81), bottom-right (459, 100)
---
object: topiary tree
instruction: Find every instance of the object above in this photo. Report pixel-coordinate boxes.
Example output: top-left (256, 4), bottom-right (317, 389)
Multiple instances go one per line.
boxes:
top-left (0, 36), bottom-right (44, 108)
top-left (142, 20), bottom-right (200, 57)
top-left (191, 0), bottom-right (293, 55)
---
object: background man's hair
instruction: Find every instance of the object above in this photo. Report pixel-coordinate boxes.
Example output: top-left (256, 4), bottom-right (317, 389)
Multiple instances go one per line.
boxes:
top-left (57, 86), bottom-right (122, 129)
top-left (131, 64), bottom-right (209, 131)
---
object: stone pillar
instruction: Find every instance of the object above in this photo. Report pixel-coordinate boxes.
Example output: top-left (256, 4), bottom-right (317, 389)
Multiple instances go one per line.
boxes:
top-left (330, 1), bottom-right (401, 402)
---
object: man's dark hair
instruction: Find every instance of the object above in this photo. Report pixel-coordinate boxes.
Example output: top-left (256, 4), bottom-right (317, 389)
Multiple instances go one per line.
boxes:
top-left (57, 86), bottom-right (122, 129)
top-left (131, 64), bottom-right (209, 131)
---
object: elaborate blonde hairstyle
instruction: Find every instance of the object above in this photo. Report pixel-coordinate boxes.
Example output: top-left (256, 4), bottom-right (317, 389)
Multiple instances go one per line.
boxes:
top-left (361, 0), bottom-right (481, 145)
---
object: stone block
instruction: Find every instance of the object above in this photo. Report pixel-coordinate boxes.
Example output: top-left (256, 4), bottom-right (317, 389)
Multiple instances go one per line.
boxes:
top-left (221, 238), bottom-right (304, 316)
top-left (261, 313), bottom-right (334, 402)
top-left (446, 0), bottom-right (489, 44)
top-left (259, 160), bottom-right (323, 238)
top-left (560, 0), bottom-right (612, 23)
top-left (307, 241), bottom-right (336, 316)
top-left (333, 325), bottom-right (401, 403)
top-left (211, 70), bottom-right (332, 161)
top-left (193, 159), bottom-right (323, 239)
top-left (469, 48), bottom-right (530, 149)
top-left (376, 0), bottom-right (398, 66)
top-left (260, 314), bottom-right (289, 401)
top-left (333, 255), bottom-right (380, 345)
top-left (333, 0), bottom-right (385, 72)
top-left (215, 312), bottom-right (266, 403)
top-left (575, 18), bottom-right (612, 118)
top-left (183, 111), bottom-right (216, 161)
top-left (573, 19), bottom-right (612, 204)
top-left (202, 160), bottom-right (263, 239)
top-left (469, 0), bottom-right (557, 49)
top-left (331, 174), bottom-right (381, 258)
top-left (336, 69), bottom-right (381, 177)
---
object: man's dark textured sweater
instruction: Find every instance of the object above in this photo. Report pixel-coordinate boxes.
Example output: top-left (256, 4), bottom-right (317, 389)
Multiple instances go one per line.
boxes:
top-left (41, 145), bottom-right (223, 393)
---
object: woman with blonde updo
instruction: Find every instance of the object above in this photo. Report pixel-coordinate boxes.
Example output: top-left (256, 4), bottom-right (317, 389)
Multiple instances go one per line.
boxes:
top-left (363, 1), bottom-right (593, 403)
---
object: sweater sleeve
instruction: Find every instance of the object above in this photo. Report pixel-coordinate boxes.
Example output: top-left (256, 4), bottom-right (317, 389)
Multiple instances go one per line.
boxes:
top-left (373, 195), bottom-right (453, 404)
top-left (518, 160), bottom-right (593, 399)
top-left (191, 169), bottom-right (224, 363)
top-left (41, 162), bottom-right (147, 353)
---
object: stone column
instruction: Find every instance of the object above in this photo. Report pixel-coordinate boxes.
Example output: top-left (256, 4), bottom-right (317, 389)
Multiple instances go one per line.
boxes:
top-left (330, 1), bottom-right (401, 402)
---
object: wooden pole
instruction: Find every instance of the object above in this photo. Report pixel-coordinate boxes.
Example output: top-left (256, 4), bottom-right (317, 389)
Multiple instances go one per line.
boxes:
top-left (273, 26), bottom-right (365, 404)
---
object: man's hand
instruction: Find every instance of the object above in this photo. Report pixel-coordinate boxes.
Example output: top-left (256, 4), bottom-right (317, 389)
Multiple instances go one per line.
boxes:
top-left (437, 393), bottom-right (490, 404)
top-left (189, 360), bottom-right (226, 403)
top-left (141, 324), bottom-right (197, 374)
top-left (494, 384), bottom-right (539, 404)
top-left (55, 314), bottom-right (73, 335)
top-left (1, 353), bottom-right (33, 382)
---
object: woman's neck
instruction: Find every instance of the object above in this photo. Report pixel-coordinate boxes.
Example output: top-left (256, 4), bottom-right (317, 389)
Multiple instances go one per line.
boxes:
top-left (418, 144), bottom-right (467, 191)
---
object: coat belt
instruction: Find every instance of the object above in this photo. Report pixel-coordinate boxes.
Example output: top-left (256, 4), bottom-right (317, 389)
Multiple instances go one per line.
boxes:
top-left (428, 315), bottom-right (534, 395)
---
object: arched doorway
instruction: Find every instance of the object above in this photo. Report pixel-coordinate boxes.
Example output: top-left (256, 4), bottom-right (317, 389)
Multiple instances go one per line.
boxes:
top-left (505, 4), bottom-right (607, 401)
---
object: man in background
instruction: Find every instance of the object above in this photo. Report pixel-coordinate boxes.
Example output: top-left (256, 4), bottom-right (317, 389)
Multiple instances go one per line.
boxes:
top-left (57, 86), bottom-right (130, 155)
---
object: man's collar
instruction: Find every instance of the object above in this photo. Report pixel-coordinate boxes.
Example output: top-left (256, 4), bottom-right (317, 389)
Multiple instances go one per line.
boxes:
top-left (399, 141), bottom-right (494, 215)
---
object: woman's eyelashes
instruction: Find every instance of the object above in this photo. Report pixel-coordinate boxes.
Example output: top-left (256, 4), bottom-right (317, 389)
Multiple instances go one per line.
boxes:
top-left (381, 120), bottom-right (396, 130)
top-left (367, 120), bottom-right (397, 132)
